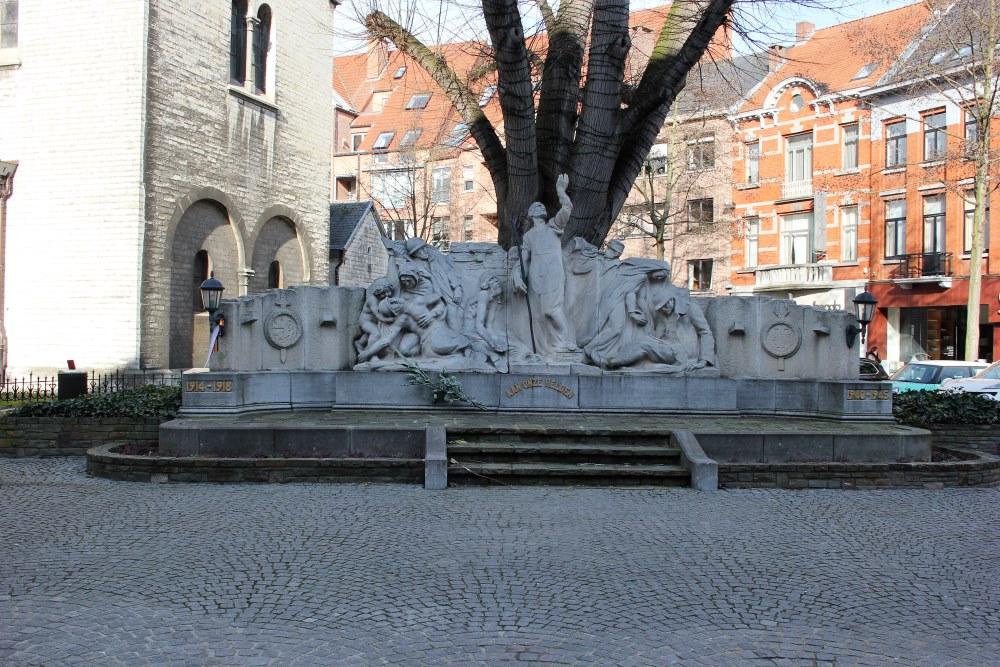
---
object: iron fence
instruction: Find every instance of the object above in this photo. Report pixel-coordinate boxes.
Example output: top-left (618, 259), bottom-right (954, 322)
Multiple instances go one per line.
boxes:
top-left (0, 370), bottom-right (181, 402)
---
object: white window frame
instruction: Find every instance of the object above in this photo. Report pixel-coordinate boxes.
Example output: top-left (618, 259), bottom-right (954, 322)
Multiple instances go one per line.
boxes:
top-left (780, 212), bottom-right (812, 265)
top-left (745, 217), bottom-right (760, 268)
top-left (884, 199), bottom-right (906, 258)
top-left (842, 123), bottom-right (859, 171)
top-left (964, 193), bottom-right (990, 253)
top-left (686, 136), bottom-right (715, 172)
top-left (463, 165), bottom-right (474, 192)
top-left (746, 140), bottom-right (760, 184)
top-left (841, 205), bottom-right (858, 262)
top-left (431, 166), bottom-right (451, 204)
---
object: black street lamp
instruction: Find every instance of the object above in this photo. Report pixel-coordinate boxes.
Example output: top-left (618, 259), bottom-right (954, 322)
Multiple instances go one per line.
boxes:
top-left (199, 272), bottom-right (226, 337)
top-left (846, 289), bottom-right (877, 348)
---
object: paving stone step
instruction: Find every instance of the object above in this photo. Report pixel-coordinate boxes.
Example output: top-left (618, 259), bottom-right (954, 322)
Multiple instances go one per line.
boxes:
top-left (448, 461), bottom-right (690, 487)
top-left (448, 442), bottom-right (681, 464)
top-left (448, 432), bottom-right (672, 446)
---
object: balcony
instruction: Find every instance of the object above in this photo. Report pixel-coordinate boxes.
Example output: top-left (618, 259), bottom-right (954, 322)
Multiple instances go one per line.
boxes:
top-left (780, 179), bottom-right (813, 200)
top-left (890, 252), bottom-right (953, 289)
top-left (754, 263), bottom-right (833, 291)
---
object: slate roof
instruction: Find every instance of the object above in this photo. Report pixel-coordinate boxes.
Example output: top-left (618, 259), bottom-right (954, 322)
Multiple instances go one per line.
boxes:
top-left (329, 201), bottom-right (383, 251)
top-left (878, 0), bottom-right (992, 87)
top-left (675, 50), bottom-right (771, 115)
top-left (740, 2), bottom-right (932, 110)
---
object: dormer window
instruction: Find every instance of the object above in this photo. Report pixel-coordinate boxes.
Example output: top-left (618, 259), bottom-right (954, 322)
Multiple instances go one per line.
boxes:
top-left (406, 93), bottom-right (431, 110)
top-left (852, 62), bottom-right (879, 80)
top-left (400, 129), bottom-right (422, 147)
top-left (373, 131), bottom-right (395, 150)
top-left (478, 85), bottom-right (497, 107)
top-left (442, 122), bottom-right (470, 147)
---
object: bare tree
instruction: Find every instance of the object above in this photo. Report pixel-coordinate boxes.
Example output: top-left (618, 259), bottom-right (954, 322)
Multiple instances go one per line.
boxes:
top-left (363, 0), bottom-right (737, 248)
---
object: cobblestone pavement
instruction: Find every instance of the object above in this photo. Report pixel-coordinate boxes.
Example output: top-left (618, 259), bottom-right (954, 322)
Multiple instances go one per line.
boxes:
top-left (1, 458), bottom-right (998, 666)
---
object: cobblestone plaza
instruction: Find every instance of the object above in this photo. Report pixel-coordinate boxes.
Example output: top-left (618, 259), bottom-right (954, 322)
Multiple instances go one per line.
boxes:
top-left (2, 458), bottom-right (998, 665)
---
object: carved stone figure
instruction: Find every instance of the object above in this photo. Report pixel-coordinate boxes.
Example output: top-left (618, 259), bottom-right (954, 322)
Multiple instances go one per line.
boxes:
top-left (463, 272), bottom-right (508, 369)
top-left (356, 277), bottom-right (404, 363)
top-left (512, 173), bottom-right (580, 359)
top-left (583, 258), bottom-right (716, 372)
top-left (405, 237), bottom-right (464, 330)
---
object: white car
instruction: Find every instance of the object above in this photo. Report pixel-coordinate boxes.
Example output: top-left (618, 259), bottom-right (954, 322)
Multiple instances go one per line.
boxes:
top-left (939, 361), bottom-right (1000, 400)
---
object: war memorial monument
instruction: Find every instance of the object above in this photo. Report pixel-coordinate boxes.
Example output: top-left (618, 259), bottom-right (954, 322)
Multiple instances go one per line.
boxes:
top-left (161, 177), bottom-right (927, 489)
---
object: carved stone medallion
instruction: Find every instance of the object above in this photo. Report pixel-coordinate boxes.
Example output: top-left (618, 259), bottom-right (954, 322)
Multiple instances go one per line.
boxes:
top-left (264, 311), bottom-right (302, 350)
top-left (761, 301), bottom-right (802, 370)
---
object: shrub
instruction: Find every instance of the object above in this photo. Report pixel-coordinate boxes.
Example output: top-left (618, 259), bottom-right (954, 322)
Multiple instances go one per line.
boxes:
top-left (8, 385), bottom-right (181, 420)
top-left (893, 390), bottom-right (1000, 425)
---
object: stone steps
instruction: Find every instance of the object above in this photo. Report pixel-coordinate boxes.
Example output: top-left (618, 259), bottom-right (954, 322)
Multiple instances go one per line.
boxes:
top-left (447, 433), bottom-right (688, 486)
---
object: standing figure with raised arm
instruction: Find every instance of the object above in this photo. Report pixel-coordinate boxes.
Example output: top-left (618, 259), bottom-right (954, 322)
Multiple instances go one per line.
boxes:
top-left (512, 173), bottom-right (580, 358)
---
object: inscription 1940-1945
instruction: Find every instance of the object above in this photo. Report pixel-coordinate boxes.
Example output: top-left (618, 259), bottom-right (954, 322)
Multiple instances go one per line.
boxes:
top-left (506, 378), bottom-right (575, 399)
top-left (846, 388), bottom-right (890, 401)
top-left (186, 380), bottom-right (233, 393)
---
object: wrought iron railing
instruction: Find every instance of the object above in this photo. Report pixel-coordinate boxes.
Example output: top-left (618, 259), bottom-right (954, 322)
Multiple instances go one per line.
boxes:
top-left (893, 252), bottom-right (953, 279)
top-left (0, 370), bottom-right (181, 402)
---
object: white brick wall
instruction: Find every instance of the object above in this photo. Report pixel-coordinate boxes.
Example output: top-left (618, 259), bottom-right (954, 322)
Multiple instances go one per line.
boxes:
top-left (140, 0), bottom-right (335, 369)
top-left (0, 0), bottom-right (336, 373)
top-left (0, 1), bottom-right (148, 375)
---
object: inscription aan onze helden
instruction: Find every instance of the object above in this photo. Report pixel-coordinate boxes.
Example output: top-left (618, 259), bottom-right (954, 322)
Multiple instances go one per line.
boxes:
top-left (505, 378), bottom-right (575, 399)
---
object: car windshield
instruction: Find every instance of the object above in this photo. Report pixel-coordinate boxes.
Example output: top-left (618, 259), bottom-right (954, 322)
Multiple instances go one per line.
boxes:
top-left (976, 362), bottom-right (1000, 380)
top-left (892, 364), bottom-right (937, 383)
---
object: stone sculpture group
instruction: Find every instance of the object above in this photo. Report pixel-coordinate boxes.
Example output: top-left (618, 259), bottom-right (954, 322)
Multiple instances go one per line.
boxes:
top-left (354, 175), bottom-right (717, 374)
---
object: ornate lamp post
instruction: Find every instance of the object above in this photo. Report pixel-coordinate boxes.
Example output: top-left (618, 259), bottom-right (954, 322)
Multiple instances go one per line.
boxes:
top-left (846, 289), bottom-right (877, 348)
top-left (199, 271), bottom-right (225, 337)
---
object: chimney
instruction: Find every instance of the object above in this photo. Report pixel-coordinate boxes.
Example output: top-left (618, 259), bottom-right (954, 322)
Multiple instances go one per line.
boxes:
top-left (367, 39), bottom-right (388, 79)
top-left (768, 45), bottom-right (787, 72)
top-left (795, 21), bottom-right (815, 44)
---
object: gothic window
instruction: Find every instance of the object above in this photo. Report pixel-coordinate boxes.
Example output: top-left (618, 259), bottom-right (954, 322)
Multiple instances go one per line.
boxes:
top-left (252, 5), bottom-right (272, 94)
top-left (230, 0), bottom-right (247, 83)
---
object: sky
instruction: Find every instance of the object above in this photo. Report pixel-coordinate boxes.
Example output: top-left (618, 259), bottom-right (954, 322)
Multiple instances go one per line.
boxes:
top-left (331, 0), bottom-right (921, 56)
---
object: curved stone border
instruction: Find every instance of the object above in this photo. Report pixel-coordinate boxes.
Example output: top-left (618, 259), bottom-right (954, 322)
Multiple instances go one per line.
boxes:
top-left (718, 447), bottom-right (1000, 489)
top-left (86, 443), bottom-right (422, 484)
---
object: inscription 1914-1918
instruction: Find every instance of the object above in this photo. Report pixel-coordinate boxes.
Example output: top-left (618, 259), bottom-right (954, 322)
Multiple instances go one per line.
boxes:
top-left (186, 380), bottom-right (233, 393)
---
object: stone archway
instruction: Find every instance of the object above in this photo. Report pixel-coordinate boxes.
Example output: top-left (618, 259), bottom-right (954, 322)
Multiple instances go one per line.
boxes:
top-left (168, 200), bottom-right (240, 368)
top-left (248, 216), bottom-right (304, 293)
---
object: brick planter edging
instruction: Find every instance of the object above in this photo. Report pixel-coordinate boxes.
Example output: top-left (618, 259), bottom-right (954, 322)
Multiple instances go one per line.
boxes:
top-left (0, 417), bottom-right (162, 457)
top-left (718, 447), bottom-right (1000, 489)
top-left (922, 424), bottom-right (1000, 454)
top-left (86, 443), bottom-right (423, 484)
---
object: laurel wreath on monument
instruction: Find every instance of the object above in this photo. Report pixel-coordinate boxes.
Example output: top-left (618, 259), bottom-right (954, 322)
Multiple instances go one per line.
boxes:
top-left (395, 351), bottom-right (487, 410)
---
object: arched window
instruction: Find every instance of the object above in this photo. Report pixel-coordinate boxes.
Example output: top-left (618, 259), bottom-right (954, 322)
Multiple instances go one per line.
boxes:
top-left (252, 5), bottom-right (272, 94)
top-left (230, 0), bottom-right (247, 83)
top-left (268, 260), bottom-right (282, 289)
top-left (193, 250), bottom-right (211, 310)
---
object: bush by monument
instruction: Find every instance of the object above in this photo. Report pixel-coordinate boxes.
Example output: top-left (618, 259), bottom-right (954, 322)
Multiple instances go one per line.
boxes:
top-left (10, 385), bottom-right (181, 420)
top-left (893, 390), bottom-right (1000, 425)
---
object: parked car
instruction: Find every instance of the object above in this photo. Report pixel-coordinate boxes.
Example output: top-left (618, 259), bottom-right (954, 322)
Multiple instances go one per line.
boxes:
top-left (859, 358), bottom-right (890, 381)
top-left (889, 360), bottom-right (990, 393)
top-left (938, 361), bottom-right (1000, 400)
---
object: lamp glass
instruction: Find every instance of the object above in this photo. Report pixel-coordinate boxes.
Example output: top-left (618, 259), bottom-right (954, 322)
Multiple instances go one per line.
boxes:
top-left (852, 290), bottom-right (877, 326)
top-left (200, 272), bottom-right (224, 312)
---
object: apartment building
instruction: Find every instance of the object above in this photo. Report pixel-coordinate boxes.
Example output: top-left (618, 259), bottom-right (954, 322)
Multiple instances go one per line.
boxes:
top-left (0, 1), bottom-right (336, 373)
top-left (730, 1), bottom-right (1000, 364)
top-left (615, 51), bottom-right (769, 295)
